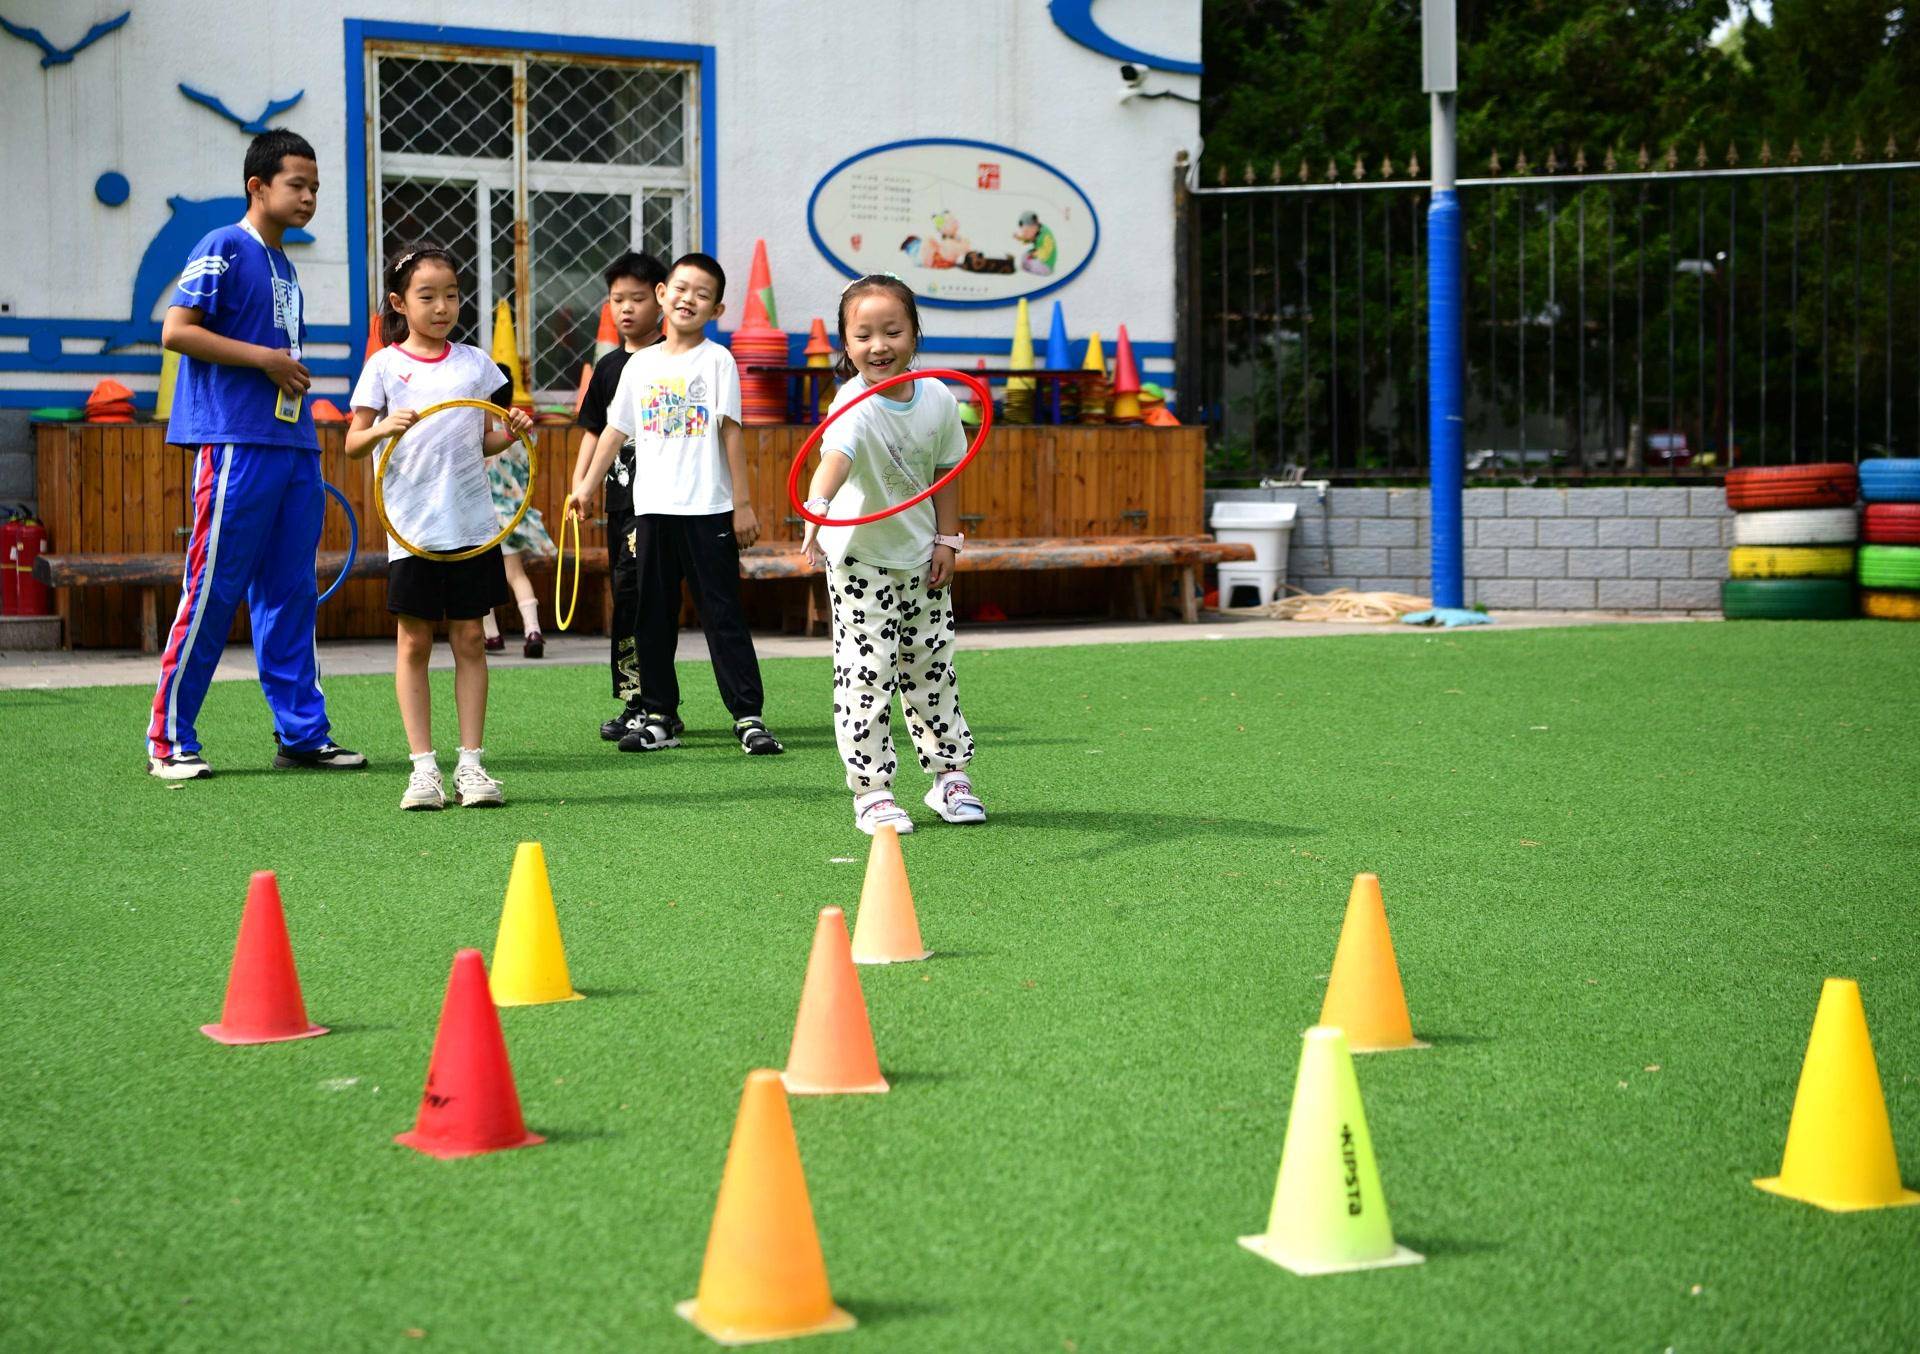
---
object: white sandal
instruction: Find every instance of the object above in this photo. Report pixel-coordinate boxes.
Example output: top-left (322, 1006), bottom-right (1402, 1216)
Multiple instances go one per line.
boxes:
top-left (924, 775), bottom-right (986, 824)
top-left (855, 794), bottom-right (915, 836)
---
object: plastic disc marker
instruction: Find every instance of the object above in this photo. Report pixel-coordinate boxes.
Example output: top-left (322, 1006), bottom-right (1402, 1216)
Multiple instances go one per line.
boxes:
top-left (374, 399), bottom-right (537, 562)
top-left (786, 368), bottom-right (992, 528)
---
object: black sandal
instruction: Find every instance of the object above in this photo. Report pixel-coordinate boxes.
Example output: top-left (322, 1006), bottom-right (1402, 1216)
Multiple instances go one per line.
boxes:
top-left (617, 713), bottom-right (682, 752)
top-left (735, 718), bottom-right (785, 756)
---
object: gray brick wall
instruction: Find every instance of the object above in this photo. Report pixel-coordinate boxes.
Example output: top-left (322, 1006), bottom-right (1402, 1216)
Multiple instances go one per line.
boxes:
top-left (1208, 486), bottom-right (1728, 614)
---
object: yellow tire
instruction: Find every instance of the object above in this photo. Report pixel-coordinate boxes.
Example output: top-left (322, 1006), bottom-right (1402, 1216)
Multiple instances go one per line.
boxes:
top-left (1727, 545), bottom-right (1855, 579)
top-left (1859, 588), bottom-right (1920, 620)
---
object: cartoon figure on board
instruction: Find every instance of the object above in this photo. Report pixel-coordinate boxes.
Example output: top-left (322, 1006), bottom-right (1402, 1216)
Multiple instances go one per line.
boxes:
top-left (1014, 211), bottom-right (1057, 275)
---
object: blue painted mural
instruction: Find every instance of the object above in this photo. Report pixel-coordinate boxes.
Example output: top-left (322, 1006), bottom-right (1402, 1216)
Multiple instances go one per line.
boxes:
top-left (0, 10), bottom-right (128, 67)
top-left (178, 84), bottom-right (305, 135)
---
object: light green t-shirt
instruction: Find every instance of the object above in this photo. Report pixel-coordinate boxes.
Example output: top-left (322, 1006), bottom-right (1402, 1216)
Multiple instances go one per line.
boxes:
top-left (818, 374), bottom-right (966, 571)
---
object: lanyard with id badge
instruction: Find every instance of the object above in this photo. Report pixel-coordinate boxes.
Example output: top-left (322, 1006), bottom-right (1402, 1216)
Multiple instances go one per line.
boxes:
top-left (239, 217), bottom-right (304, 423)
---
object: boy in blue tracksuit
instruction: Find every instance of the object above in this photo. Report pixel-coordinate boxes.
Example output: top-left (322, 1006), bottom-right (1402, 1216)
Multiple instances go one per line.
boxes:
top-left (145, 129), bottom-right (364, 779)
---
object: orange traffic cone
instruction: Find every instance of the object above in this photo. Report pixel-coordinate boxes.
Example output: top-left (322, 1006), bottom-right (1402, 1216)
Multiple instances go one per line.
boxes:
top-left (1110, 325), bottom-right (1143, 423)
top-left (592, 300), bottom-right (620, 362)
top-left (677, 1069), bottom-right (856, 1343)
top-left (742, 238), bottom-right (778, 330)
top-left (363, 313), bottom-right (384, 359)
top-left (1319, 874), bottom-right (1426, 1052)
top-left (201, 871), bottom-right (329, 1044)
top-left (784, 908), bottom-right (888, 1094)
top-left (851, 826), bottom-right (929, 964)
top-left (395, 949), bottom-right (544, 1158)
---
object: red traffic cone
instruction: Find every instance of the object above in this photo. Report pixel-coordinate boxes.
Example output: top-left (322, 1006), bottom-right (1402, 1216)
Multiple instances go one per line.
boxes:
top-left (395, 949), bottom-right (544, 1159)
top-left (201, 871), bottom-right (329, 1045)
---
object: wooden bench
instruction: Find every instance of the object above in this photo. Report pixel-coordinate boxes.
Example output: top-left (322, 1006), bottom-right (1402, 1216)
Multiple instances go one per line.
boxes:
top-left (37, 534), bottom-right (1249, 651)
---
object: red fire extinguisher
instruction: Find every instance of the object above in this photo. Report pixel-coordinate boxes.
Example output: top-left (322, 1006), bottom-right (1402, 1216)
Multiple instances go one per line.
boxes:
top-left (0, 515), bottom-right (19, 614)
top-left (5, 513), bottom-right (51, 616)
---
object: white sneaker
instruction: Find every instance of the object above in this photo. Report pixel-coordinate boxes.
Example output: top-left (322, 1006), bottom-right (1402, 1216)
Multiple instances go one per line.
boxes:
top-left (855, 795), bottom-right (915, 836)
top-left (924, 774), bottom-right (986, 824)
top-left (149, 752), bottom-right (212, 780)
top-left (401, 765), bottom-right (446, 811)
top-left (453, 761), bottom-right (505, 808)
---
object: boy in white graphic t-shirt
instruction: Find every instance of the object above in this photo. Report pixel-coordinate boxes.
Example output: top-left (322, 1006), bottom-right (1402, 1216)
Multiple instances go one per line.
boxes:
top-left (572, 252), bottom-right (783, 756)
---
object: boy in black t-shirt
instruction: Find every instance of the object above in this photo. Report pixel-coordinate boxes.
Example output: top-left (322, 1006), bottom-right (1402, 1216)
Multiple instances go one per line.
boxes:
top-left (573, 251), bottom-right (669, 739)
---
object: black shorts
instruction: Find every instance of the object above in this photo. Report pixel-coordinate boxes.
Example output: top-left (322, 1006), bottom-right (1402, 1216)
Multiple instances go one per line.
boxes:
top-left (387, 548), bottom-right (509, 621)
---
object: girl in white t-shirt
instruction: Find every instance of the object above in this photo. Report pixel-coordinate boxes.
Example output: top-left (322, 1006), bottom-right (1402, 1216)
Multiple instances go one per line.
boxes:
top-left (800, 274), bottom-right (985, 835)
top-left (346, 243), bottom-right (532, 812)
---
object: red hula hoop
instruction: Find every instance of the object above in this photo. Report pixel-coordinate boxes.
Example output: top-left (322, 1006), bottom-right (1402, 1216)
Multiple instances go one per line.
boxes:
top-left (786, 367), bottom-right (993, 528)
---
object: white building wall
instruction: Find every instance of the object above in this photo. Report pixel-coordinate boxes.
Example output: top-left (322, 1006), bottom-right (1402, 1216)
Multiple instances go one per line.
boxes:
top-left (0, 0), bottom-right (1199, 406)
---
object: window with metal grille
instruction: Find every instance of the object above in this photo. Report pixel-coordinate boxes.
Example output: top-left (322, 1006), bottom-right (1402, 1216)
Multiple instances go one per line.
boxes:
top-left (369, 45), bottom-right (696, 393)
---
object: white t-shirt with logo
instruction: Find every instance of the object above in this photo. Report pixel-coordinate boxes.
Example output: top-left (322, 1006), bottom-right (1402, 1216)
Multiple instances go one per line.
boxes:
top-left (817, 374), bottom-right (966, 571)
top-left (350, 342), bottom-right (507, 561)
top-left (603, 339), bottom-right (742, 516)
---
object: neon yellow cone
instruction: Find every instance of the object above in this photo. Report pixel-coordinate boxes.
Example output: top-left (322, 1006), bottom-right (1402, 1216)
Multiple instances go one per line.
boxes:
top-left (1005, 297), bottom-right (1036, 423)
top-left (489, 842), bottom-right (584, 1006)
top-left (1754, 978), bottom-right (1920, 1212)
top-left (492, 299), bottom-right (531, 407)
top-left (155, 347), bottom-right (181, 422)
top-left (1239, 1026), bottom-right (1424, 1275)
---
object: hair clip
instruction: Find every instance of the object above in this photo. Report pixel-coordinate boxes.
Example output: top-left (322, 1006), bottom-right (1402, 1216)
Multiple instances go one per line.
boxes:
top-left (839, 270), bottom-right (906, 295)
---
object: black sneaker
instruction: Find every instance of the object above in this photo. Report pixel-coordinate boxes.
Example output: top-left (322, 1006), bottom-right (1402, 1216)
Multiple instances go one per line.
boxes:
top-left (273, 740), bottom-right (369, 770)
top-left (617, 712), bottom-right (684, 752)
top-left (600, 699), bottom-right (646, 741)
top-left (149, 752), bottom-right (212, 780)
top-left (735, 718), bottom-right (785, 756)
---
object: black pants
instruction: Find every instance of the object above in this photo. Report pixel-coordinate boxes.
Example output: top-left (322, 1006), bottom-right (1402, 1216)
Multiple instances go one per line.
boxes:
top-left (633, 511), bottom-right (764, 722)
top-left (607, 497), bottom-right (641, 701)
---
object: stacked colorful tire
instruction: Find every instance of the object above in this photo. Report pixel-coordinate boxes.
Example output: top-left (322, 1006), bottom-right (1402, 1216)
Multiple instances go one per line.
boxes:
top-left (1858, 459), bottom-right (1920, 620)
top-left (1721, 464), bottom-right (1859, 620)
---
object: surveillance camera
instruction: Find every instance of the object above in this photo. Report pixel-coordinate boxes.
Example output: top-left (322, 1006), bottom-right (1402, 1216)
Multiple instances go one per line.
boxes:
top-left (1119, 63), bottom-right (1148, 87)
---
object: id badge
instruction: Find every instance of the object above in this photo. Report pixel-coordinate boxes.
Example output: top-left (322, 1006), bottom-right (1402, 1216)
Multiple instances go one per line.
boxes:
top-left (275, 387), bottom-right (303, 423)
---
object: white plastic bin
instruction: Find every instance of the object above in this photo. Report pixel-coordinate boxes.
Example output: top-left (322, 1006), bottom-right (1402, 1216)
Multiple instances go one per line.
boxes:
top-left (1209, 500), bottom-right (1296, 606)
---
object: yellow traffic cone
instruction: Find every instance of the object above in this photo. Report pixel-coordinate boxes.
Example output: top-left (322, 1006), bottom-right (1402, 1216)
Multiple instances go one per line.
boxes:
top-left (1753, 978), bottom-right (1920, 1212)
top-left (489, 842), bottom-right (583, 1007)
top-left (1239, 1026), bottom-right (1424, 1275)
top-left (677, 1069), bottom-right (857, 1344)
top-left (154, 347), bottom-right (181, 422)
top-left (492, 299), bottom-right (532, 410)
top-left (851, 826), bottom-right (930, 964)
top-left (1005, 298), bottom-right (1036, 423)
top-left (1319, 874), bottom-right (1427, 1052)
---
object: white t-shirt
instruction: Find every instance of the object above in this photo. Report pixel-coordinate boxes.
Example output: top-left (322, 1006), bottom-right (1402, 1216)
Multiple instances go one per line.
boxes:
top-left (817, 374), bottom-right (966, 571)
top-left (350, 342), bottom-right (507, 561)
top-left (603, 339), bottom-right (741, 515)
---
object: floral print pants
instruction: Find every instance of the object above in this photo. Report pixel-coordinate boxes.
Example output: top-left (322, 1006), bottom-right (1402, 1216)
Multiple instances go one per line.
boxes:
top-left (827, 556), bottom-right (975, 794)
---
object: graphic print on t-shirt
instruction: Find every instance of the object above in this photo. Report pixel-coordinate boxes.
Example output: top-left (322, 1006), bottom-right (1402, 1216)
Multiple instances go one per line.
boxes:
top-left (636, 376), bottom-right (712, 438)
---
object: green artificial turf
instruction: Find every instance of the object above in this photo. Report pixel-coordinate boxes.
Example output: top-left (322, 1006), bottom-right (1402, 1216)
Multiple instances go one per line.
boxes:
top-left (3, 621), bottom-right (1918, 1352)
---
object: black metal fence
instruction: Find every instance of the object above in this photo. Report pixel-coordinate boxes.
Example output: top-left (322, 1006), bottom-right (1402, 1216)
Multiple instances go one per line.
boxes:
top-left (1176, 149), bottom-right (1920, 482)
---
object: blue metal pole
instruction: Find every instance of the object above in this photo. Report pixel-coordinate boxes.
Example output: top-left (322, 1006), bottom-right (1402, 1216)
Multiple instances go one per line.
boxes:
top-left (1428, 91), bottom-right (1464, 609)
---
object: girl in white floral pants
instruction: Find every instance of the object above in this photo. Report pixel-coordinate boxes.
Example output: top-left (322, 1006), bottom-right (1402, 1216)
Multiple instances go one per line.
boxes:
top-left (802, 274), bottom-right (986, 835)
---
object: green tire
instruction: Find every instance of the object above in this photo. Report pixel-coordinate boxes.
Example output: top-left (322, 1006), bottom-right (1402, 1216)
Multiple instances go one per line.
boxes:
top-left (1856, 544), bottom-right (1920, 589)
top-left (1720, 578), bottom-right (1856, 619)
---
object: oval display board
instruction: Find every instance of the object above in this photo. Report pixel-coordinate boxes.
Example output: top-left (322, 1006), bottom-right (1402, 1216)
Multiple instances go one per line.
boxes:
top-left (807, 138), bottom-right (1100, 309)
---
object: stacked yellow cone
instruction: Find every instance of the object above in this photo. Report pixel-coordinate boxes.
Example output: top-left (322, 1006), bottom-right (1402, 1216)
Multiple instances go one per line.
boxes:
top-left (678, 1069), bottom-right (857, 1343)
top-left (851, 826), bottom-right (930, 964)
top-left (492, 299), bottom-right (532, 410)
top-left (1320, 873), bottom-right (1426, 1052)
top-left (1240, 1025), bottom-right (1424, 1275)
top-left (489, 842), bottom-right (583, 1006)
top-left (1753, 978), bottom-right (1920, 1211)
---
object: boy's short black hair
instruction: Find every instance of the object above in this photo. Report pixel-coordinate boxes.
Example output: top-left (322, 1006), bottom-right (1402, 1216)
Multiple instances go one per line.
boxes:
top-left (605, 251), bottom-right (668, 291)
top-left (244, 130), bottom-right (317, 192)
top-left (669, 252), bottom-right (726, 299)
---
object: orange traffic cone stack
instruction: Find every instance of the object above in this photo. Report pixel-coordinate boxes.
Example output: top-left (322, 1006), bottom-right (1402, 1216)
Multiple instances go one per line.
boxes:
top-left (1319, 874), bottom-right (1426, 1052)
top-left (84, 379), bottom-right (135, 424)
top-left (784, 908), bottom-right (888, 1094)
top-left (677, 1069), bottom-right (856, 1343)
top-left (395, 949), bottom-right (544, 1158)
top-left (851, 825), bottom-right (930, 964)
top-left (201, 871), bottom-right (329, 1045)
top-left (804, 317), bottom-right (835, 418)
top-left (731, 239), bottom-right (790, 425)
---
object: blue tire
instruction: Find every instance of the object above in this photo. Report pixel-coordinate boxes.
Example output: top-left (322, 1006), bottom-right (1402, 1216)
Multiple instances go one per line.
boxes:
top-left (1858, 458), bottom-right (1920, 503)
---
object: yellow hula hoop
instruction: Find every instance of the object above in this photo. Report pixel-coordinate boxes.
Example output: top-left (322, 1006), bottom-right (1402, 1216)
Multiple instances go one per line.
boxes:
top-left (554, 496), bottom-right (582, 631)
top-left (373, 398), bottom-right (536, 563)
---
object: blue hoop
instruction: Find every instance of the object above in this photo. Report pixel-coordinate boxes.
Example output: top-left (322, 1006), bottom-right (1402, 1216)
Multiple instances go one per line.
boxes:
top-left (318, 481), bottom-right (357, 605)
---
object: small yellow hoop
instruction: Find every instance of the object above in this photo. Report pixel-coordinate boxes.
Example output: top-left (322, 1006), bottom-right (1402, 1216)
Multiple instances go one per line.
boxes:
top-left (373, 398), bottom-right (536, 563)
top-left (554, 496), bottom-right (582, 631)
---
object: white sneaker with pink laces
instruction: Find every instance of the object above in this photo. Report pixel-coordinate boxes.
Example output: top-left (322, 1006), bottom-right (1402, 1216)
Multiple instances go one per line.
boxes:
top-left (923, 773), bottom-right (986, 824)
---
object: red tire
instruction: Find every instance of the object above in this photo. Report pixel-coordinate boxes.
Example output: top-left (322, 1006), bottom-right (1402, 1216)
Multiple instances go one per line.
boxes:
top-left (1863, 502), bottom-right (1920, 545)
top-left (1724, 463), bottom-right (1859, 510)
